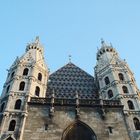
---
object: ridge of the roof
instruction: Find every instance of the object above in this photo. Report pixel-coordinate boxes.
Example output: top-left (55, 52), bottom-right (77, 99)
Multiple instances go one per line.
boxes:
top-left (50, 62), bottom-right (94, 78)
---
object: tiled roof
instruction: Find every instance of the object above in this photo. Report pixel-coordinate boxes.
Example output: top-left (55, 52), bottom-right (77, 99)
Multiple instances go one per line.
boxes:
top-left (46, 63), bottom-right (98, 99)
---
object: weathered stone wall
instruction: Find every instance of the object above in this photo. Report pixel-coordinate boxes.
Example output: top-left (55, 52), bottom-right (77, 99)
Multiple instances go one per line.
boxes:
top-left (124, 113), bottom-right (140, 140)
top-left (23, 104), bottom-right (130, 140)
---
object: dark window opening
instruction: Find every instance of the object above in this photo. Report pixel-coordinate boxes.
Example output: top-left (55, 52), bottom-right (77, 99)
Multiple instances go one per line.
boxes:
top-left (118, 73), bottom-right (124, 81)
top-left (14, 99), bottom-right (22, 110)
top-left (108, 126), bottom-right (113, 134)
top-left (6, 85), bottom-right (10, 93)
top-left (108, 90), bottom-right (113, 99)
top-left (133, 118), bottom-right (140, 130)
top-left (122, 86), bottom-right (129, 93)
top-left (38, 73), bottom-right (42, 81)
top-left (0, 103), bottom-right (5, 112)
top-left (128, 100), bottom-right (134, 110)
top-left (10, 72), bottom-right (15, 79)
top-left (8, 120), bottom-right (16, 131)
top-left (7, 137), bottom-right (14, 140)
top-left (104, 77), bottom-right (110, 85)
top-left (19, 81), bottom-right (25, 91)
top-left (131, 78), bottom-right (134, 82)
top-left (45, 124), bottom-right (48, 130)
top-left (35, 86), bottom-right (40, 97)
top-left (23, 68), bottom-right (29, 76)
top-left (62, 121), bottom-right (97, 140)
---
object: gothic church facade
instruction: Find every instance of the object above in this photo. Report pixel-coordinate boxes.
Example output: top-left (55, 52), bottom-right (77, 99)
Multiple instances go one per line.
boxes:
top-left (0, 37), bottom-right (140, 140)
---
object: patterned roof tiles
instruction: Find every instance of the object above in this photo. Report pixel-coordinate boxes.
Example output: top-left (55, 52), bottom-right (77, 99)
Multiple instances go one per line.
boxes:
top-left (46, 63), bottom-right (98, 99)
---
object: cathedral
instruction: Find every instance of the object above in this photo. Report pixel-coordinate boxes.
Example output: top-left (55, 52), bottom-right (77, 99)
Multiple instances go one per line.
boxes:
top-left (0, 37), bottom-right (140, 140)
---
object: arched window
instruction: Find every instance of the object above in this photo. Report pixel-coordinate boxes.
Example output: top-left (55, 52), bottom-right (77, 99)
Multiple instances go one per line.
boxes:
top-left (104, 77), bottom-right (110, 85)
top-left (6, 85), bottom-right (10, 93)
top-left (8, 120), bottom-right (16, 131)
top-left (118, 73), bottom-right (124, 81)
top-left (108, 126), bottom-right (113, 134)
top-left (23, 68), bottom-right (29, 76)
top-left (122, 86), bottom-right (129, 93)
top-left (62, 121), bottom-right (97, 140)
top-left (7, 137), bottom-right (14, 140)
top-left (35, 86), bottom-right (40, 97)
top-left (19, 81), bottom-right (25, 91)
top-left (127, 100), bottom-right (134, 109)
top-left (14, 99), bottom-right (22, 110)
top-left (133, 118), bottom-right (140, 130)
top-left (0, 102), bottom-right (5, 112)
top-left (108, 90), bottom-right (113, 99)
top-left (38, 73), bottom-right (42, 81)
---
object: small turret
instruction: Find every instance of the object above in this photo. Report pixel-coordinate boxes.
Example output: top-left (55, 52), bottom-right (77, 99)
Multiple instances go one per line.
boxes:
top-left (26, 36), bottom-right (44, 54)
top-left (96, 39), bottom-right (118, 61)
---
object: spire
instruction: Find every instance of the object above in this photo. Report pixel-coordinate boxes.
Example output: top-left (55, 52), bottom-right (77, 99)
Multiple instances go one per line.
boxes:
top-left (96, 39), bottom-right (118, 60)
top-left (100, 38), bottom-right (114, 49)
top-left (101, 38), bottom-right (107, 47)
top-left (68, 55), bottom-right (72, 63)
top-left (101, 38), bottom-right (105, 45)
top-left (35, 36), bottom-right (40, 44)
top-left (26, 36), bottom-right (44, 53)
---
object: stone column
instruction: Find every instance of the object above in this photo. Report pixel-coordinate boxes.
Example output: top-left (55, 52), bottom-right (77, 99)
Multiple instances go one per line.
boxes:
top-left (0, 113), bottom-right (8, 135)
top-left (18, 113), bottom-right (27, 140)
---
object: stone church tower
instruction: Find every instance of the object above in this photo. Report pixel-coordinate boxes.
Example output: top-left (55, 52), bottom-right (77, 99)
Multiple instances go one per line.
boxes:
top-left (95, 40), bottom-right (140, 139)
top-left (0, 37), bottom-right (48, 140)
top-left (0, 38), bottom-right (140, 140)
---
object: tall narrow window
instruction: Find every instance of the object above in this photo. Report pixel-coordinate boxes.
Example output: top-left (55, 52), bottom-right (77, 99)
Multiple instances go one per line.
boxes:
top-left (19, 81), bottom-right (25, 91)
top-left (118, 73), bottom-right (124, 81)
top-left (35, 86), bottom-right (40, 97)
top-left (45, 124), bottom-right (48, 130)
top-left (8, 120), bottom-right (16, 131)
top-left (0, 103), bottom-right (5, 112)
top-left (104, 77), bottom-right (110, 85)
top-left (10, 72), bottom-right (15, 79)
top-left (108, 90), bottom-right (113, 99)
top-left (127, 100), bottom-right (134, 109)
top-left (23, 68), bottom-right (29, 76)
top-left (14, 99), bottom-right (22, 110)
top-left (6, 85), bottom-right (10, 93)
top-left (122, 86), bottom-right (129, 93)
top-left (133, 118), bottom-right (140, 130)
top-left (108, 126), bottom-right (113, 134)
top-left (38, 73), bottom-right (42, 81)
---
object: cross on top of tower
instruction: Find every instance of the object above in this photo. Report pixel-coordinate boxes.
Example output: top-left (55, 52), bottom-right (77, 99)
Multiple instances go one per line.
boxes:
top-left (69, 55), bottom-right (72, 63)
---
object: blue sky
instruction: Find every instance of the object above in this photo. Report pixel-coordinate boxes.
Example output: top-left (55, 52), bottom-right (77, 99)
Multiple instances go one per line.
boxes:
top-left (0, 0), bottom-right (140, 93)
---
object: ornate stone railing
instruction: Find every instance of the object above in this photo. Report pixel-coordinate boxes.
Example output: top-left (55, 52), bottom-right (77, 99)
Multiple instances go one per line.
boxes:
top-left (29, 97), bottom-right (122, 107)
top-left (103, 100), bottom-right (121, 106)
